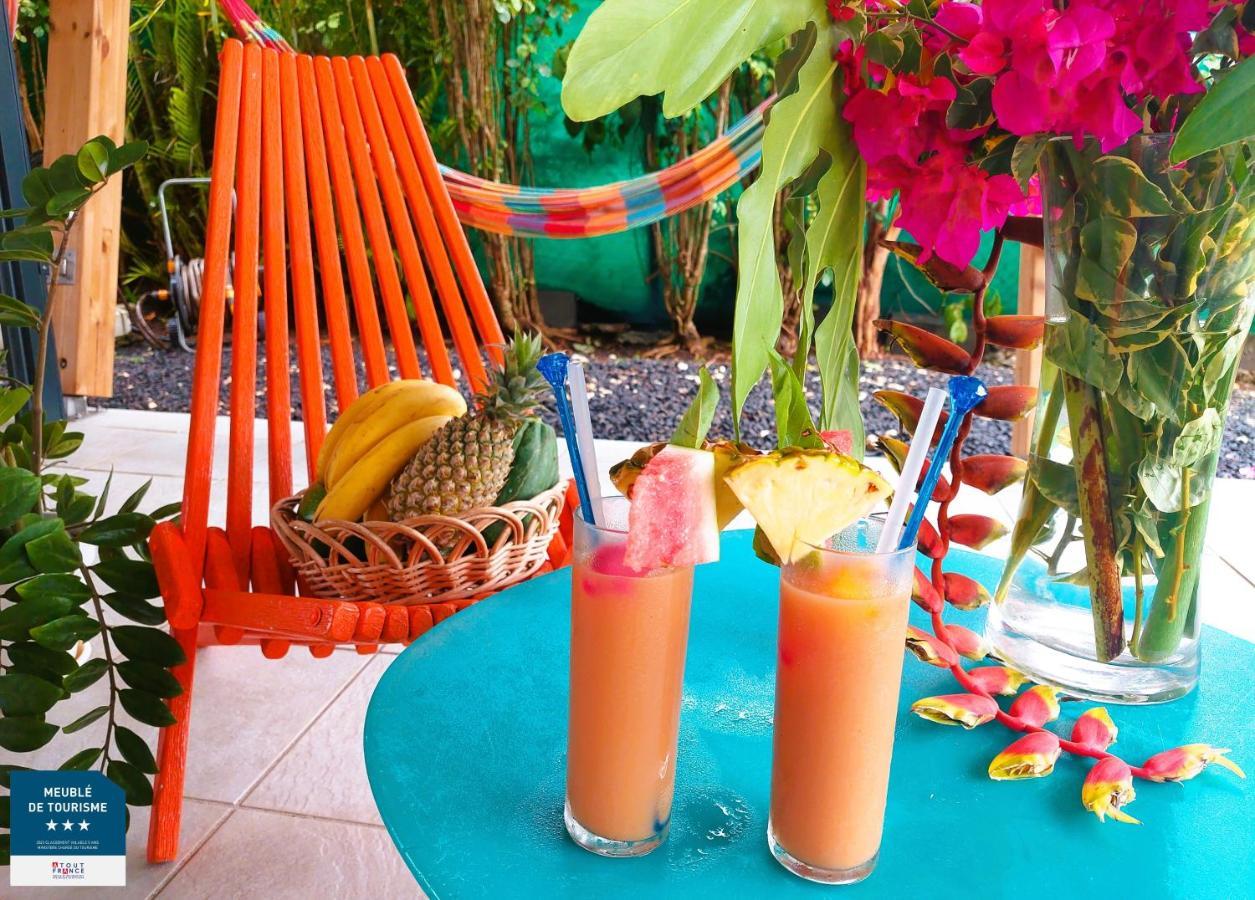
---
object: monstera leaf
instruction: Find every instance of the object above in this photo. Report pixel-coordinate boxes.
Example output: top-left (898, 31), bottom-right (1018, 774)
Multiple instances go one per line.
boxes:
top-left (561, 0), bottom-right (816, 120)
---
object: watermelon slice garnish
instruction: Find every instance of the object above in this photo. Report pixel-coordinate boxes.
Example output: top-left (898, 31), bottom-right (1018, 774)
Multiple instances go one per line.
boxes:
top-left (819, 429), bottom-right (854, 455)
top-left (624, 445), bottom-right (720, 570)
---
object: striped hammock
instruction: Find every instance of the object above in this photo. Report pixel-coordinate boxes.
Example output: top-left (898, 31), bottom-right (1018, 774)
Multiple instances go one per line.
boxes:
top-left (217, 0), bottom-right (767, 238)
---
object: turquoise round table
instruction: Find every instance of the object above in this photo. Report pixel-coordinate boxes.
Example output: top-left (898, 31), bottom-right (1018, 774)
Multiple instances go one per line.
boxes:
top-left (364, 530), bottom-right (1253, 899)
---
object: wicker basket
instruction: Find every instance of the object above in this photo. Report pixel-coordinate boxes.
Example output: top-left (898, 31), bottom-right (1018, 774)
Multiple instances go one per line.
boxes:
top-left (271, 481), bottom-right (567, 605)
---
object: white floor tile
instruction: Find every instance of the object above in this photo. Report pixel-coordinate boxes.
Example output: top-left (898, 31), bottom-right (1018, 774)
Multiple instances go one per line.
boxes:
top-left (178, 645), bottom-right (372, 805)
top-left (71, 409), bottom-right (310, 489)
top-left (157, 808), bottom-right (424, 899)
top-left (12, 642), bottom-right (371, 803)
top-left (243, 655), bottom-right (391, 826)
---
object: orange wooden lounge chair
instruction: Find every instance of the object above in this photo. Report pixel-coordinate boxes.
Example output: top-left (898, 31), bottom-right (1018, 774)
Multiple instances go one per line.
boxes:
top-left (145, 39), bottom-right (576, 863)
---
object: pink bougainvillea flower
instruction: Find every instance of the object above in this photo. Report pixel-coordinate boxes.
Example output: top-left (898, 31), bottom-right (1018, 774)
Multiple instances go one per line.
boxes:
top-left (989, 731), bottom-right (1062, 780)
top-left (1067, 74), bottom-right (1145, 150)
top-left (1070, 707), bottom-right (1119, 751)
top-left (826, 0), bottom-right (855, 23)
top-left (966, 665), bottom-right (1029, 696)
top-left (989, 70), bottom-right (1052, 136)
top-left (1008, 684), bottom-right (1060, 727)
top-left (1041, 4), bottom-right (1114, 82)
top-left (1082, 757), bottom-right (1140, 824)
top-left (911, 693), bottom-right (1000, 729)
top-left (942, 623), bottom-right (989, 661)
top-left (1009, 176), bottom-right (1042, 216)
top-left (981, 0), bottom-right (1047, 36)
top-left (1121, 26), bottom-right (1199, 97)
top-left (1103, 0), bottom-right (1209, 98)
top-left (926, 2), bottom-right (984, 52)
top-left (843, 75), bottom-right (955, 167)
top-left (1140, 745), bottom-right (1246, 783)
top-left (895, 158), bottom-right (1024, 267)
top-left (960, 31), bottom-right (1012, 75)
top-left (972, 0), bottom-right (1190, 151)
top-left (1239, 19), bottom-right (1255, 58)
top-left (906, 625), bottom-right (960, 668)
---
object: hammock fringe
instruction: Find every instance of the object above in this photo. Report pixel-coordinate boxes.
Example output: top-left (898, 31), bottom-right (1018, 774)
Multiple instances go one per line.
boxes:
top-left (216, 0), bottom-right (768, 238)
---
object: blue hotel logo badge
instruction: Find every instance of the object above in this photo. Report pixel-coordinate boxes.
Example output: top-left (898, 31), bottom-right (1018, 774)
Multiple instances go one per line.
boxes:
top-left (9, 771), bottom-right (126, 887)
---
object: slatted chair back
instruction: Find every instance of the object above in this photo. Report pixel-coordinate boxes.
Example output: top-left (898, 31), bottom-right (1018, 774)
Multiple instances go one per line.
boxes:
top-left (183, 39), bottom-right (505, 579)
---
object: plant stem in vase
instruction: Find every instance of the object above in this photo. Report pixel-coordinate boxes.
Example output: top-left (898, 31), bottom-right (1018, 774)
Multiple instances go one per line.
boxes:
top-left (989, 134), bottom-right (1255, 702)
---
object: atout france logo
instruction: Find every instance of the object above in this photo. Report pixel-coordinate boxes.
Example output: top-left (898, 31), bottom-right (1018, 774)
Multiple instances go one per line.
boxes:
top-left (50, 860), bottom-right (87, 880)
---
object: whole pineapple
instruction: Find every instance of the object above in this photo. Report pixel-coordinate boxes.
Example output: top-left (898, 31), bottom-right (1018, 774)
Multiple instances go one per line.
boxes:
top-left (387, 331), bottom-right (548, 519)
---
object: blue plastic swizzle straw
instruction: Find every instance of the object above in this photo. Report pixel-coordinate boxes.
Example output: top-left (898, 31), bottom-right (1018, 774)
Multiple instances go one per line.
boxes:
top-left (537, 352), bottom-right (596, 524)
top-left (898, 375), bottom-right (988, 551)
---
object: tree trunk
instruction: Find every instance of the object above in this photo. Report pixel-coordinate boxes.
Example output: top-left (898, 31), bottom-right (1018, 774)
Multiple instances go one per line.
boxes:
top-left (775, 194), bottom-right (801, 357)
top-left (854, 205), bottom-right (898, 358)
top-left (435, 0), bottom-right (544, 333)
top-left (647, 80), bottom-right (732, 352)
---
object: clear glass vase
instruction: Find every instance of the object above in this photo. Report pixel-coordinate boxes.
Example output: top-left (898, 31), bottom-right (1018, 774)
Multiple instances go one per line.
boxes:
top-left (986, 134), bottom-right (1255, 704)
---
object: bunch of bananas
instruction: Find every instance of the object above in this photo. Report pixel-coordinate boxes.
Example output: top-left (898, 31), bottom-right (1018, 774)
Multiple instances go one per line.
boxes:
top-left (309, 380), bottom-right (466, 523)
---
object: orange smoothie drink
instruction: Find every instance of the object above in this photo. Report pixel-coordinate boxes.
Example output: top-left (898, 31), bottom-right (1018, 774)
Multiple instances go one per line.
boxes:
top-left (768, 520), bottom-right (914, 884)
top-left (565, 497), bottom-right (694, 857)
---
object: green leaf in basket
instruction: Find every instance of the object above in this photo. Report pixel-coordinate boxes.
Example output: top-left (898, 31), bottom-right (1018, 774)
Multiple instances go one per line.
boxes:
top-left (298, 483), bottom-right (327, 522)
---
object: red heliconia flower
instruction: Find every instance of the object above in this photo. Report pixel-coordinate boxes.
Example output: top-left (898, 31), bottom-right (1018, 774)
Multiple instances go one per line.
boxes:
top-left (912, 566), bottom-right (943, 613)
top-left (911, 693), bottom-right (1000, 729)
top-left (1082, 757), bottom-right (1140, 824)
top-left (942, 571), bottom-right (992, 610)
top-left (1070, 707), bottom-right (1118, 752)
top-left (966, 665), bottom-right (1028, 696)
top-left (1140, 745), bottom-right (1246, 783)
top-left (1009, 684), bottom-right (1060, 727)
top-left (942, 623), bottom-right (989, 661)
top-left (906, 625), bottom-right (960, 668)
top-left (988, 731), bottom-right (1061, 780)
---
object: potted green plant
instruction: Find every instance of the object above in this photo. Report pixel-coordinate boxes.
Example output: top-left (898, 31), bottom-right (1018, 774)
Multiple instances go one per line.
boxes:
top-left (1, 137), bottom-right (184, 864)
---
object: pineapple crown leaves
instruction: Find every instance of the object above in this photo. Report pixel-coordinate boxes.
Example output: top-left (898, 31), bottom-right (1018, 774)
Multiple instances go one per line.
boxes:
top-left (478, 329), bottom-right (548, 420)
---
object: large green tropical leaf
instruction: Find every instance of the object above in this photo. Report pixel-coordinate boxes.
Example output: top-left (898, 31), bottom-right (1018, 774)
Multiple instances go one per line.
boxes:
top-left (561, 0), bottom-right (815, 120)
top-left (729, 17), bottom-right (840, 432)
top-left (1172, 54), bottom-right (1255, 162)
top-left (810, 108), bottom-right (868, 453)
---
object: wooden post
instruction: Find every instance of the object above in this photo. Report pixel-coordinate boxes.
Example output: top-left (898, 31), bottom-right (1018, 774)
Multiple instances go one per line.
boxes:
top-left (1013, 244), bottom-right (1046, 458)
top-left (41, 0), bottom-right (131, 398)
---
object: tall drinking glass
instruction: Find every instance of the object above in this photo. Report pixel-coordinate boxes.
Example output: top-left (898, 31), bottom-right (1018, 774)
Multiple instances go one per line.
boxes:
top-left (564, 496), bottom-right (694, 857)
top-left (768, 519), bottom-right (914, 884)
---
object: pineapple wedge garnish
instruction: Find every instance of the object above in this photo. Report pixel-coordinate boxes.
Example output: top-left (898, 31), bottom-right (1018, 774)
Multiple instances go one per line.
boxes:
top-left (723, 449), bottom-right (891, 563)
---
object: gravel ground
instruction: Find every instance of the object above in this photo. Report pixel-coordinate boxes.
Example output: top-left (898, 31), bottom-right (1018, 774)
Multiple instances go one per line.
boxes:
top-left (105, 340), bottom-right (1255, 478)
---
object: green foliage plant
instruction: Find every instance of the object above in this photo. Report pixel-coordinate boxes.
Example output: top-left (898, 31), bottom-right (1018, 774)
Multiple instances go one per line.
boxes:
top-left (561, 1), bottom-right (868, 449)
top-left (0, 137), bottom-right (183, 865)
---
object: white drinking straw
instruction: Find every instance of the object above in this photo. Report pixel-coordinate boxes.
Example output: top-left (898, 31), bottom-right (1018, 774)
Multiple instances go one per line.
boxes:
top-left (568, 361), bottom-right (605, 525)
top-left (876, 387), bottom-right (947, 553)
